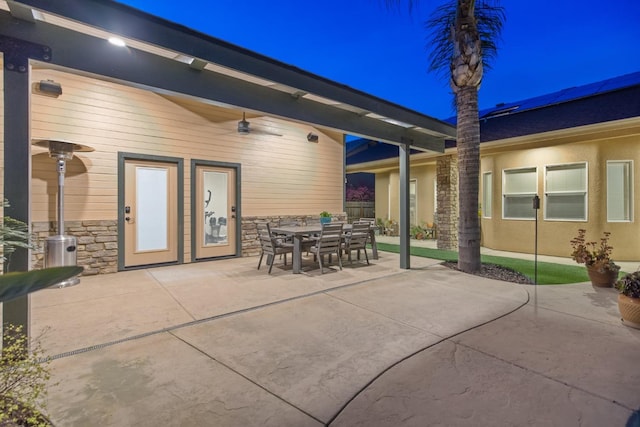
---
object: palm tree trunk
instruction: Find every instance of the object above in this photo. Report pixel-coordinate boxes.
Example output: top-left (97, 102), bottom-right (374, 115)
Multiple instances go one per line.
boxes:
top-left (456, 85), bottom-right (481, 273)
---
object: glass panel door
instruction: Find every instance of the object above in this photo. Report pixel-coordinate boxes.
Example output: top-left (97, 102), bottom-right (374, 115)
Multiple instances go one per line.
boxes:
top-left (195, 165), bottom-right (237, 259)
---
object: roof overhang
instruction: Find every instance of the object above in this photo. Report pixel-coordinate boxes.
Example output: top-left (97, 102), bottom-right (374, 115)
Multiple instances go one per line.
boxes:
top-left (1, 0), bottom-right (455, 152)
top-left (347, 117), bottom-right (640, 174)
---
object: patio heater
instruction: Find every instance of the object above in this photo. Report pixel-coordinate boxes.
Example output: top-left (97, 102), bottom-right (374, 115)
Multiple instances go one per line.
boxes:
top-left (32, 139), bottom-right (94, 287)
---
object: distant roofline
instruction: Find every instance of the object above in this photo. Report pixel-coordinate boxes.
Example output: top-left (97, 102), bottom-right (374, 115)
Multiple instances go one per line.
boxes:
top-left (444, 70), bottom-right (640, 124)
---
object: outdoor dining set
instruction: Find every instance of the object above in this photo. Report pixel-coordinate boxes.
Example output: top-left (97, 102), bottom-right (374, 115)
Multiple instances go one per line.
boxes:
top-left (256, 219), bottom-right (378, 274)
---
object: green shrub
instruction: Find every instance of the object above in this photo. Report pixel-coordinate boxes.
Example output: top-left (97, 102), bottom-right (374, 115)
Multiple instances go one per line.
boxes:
top-left (0, 325), bottom-right (52, 426)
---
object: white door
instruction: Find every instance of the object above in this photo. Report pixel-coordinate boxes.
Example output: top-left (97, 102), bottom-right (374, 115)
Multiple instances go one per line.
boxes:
top-left (124, 159), bottom-right (179, 267)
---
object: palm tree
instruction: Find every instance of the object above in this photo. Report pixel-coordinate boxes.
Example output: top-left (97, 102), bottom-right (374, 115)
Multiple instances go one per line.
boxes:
top-left (386, 0), bottom-right (505, 273)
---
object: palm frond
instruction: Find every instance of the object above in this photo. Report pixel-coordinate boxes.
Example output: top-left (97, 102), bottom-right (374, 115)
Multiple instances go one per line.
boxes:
top-left (0, 267), bottom-right (83, 302)
top-left (425, 0), bottom-right (505, 79)
top-left (1, 200), bottom-right (35, 265)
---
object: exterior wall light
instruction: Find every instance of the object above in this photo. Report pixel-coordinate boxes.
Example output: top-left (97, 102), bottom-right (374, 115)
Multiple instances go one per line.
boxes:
top-left (307, 132), bottom-right (319, 142)
top-left (35, 79), bottom-right (62, 97)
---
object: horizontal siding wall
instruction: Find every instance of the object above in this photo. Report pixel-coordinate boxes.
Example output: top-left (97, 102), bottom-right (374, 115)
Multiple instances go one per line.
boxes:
top-left (27, 68), bottom-right (344, 264)
top-left (31, 68), bottom-right (344, 223)
top-left (32, 70), bottom-right (343, 221)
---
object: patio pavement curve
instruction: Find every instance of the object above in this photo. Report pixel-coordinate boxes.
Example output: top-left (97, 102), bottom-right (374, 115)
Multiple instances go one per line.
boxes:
top-left (24, 250), bottom-right (640, 426)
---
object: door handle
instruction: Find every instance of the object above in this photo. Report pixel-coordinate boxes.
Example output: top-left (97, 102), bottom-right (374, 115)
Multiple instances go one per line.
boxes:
top-left (125, 216), bottom-right (135, 223)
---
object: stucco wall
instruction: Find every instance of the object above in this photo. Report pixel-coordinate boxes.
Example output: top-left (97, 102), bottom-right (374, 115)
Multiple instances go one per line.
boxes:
top-left (375, 165), bottom-right (437, 226)
top-left (375, 174), bottom-right (391, 221)
top-left (481, 134), bottom-right (640, 261)
top-left (358, 118), bottom-right (640, 261)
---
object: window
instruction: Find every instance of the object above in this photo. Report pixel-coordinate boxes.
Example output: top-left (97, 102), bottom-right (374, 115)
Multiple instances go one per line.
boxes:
top-left (482, 172), bottom-right (492, 218)
top-left (607, 161), bottom-right (633, 222)
top-left (503, 167), bottom-right (537, 219)
top-left (410, 179), bottom-right (417, 226)
top-left (387, 182), bottom-right (391, 220)
top-left (545, 163), bottom-right (587, 221)
top-left (433, 179), bottom-right (438, 215)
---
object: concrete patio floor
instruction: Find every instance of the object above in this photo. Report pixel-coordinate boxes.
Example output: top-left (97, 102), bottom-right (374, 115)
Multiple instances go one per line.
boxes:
top-left (23, 249), bottom-right (640, 426)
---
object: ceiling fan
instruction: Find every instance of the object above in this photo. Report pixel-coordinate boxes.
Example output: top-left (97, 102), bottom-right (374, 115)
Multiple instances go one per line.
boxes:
top-left (236, 112), bottom-right (283, 136)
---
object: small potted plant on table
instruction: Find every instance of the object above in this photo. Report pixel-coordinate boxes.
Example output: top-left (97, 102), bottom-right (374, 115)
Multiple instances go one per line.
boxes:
top-left (319, 211), bottom-right (332, 225)
top-left (615, 271), bottom-right (640, 329)
top-left (570, 229), bottom-right (620, 287)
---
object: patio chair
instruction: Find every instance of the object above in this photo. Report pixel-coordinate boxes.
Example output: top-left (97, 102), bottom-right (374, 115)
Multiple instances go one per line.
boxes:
top-left (309, 222), bottom-right (343, 274)
top-left (342, 221), bottom-right (370, 265)
top-left (359, 217), bottom-right (382, 235)
top-left (257, 222), bottom-right (294, 274)
top-left (275, 218), bottom-right (300, 243)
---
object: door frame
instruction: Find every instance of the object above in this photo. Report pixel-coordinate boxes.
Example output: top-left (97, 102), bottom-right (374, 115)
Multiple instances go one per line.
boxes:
top-left (118, 152), bottom-right (184, 271)
top-left (191, 159), bottom-right (242, 261)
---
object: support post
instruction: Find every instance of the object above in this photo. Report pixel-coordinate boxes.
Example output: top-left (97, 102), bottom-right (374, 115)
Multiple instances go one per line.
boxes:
top-left (399, 138), bottom-right (411, 269)
top-left (1, 35), bottom-right (50, 340)
top-left (3, 51), bottom-right (32, 335)
top-left (533, 195), bottom-right (540, 285)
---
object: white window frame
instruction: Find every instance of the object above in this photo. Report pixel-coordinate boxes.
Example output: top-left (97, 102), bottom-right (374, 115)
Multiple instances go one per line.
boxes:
top-left (607, 160), bottom-right (634, 223)
top-left (433, 179), bottom-right (438, 217)
top-left (410, 179), bottom-right (418, 226)
top-left (544, 162), bottom-right (588, 222)
top-left (482, 171), bottom-right (492, 218)
top-left (502, 167), bottom-right (537, 220)
top-left (387, 181), bottom-right (392, 221)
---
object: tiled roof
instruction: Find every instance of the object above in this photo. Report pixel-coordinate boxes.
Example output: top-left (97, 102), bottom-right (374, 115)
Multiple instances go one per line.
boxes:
top-left (477, 71), bottom-right (640, 120)
top-left (480, 84), bottom-right (640, 141)
top-left (477, 71), bottom-right (640, 141)
top-left (348, 71), bottom-right (640, 164)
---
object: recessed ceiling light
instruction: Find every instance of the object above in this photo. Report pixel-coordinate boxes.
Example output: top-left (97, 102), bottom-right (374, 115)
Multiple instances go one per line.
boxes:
top-left (108, 37), bottom-right (126, 47)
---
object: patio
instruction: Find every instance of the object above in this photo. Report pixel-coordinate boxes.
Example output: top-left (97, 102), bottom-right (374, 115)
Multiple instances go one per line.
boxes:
top-left (29, 250), bottom-right (439, 357)
top-left (17, 250), bottom-right (640, 425)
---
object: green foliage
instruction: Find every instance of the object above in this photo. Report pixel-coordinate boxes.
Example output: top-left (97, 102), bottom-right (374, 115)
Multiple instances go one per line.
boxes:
top-left (1, 199), bottom-right (35, 266)
top-left (615, 271), bottom-right (640, 298)
top-left (425, 0), bottom-right (506, 80)
top-left (376, 242), bottom-right (593, 285)
top-left (0, 266), bottom-right (83, 303)
top-left (410, 223), bottom-right (436, 240)
top-left (0, 201), bottom-right (79, 426)
top-left (0, 325), bottom-right (52, 426)
top-left (570, 229), bottom-right (620, 273)
top-left (319, 211), bottom-right (332, 218)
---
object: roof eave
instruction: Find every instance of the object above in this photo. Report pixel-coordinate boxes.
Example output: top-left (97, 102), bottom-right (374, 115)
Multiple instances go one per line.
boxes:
top-left (8, 0), bottom-right (455, 151)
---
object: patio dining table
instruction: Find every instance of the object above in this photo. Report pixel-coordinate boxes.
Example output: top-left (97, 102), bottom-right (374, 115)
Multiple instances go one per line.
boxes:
top-left (270, 224), bottom-right (378, 274)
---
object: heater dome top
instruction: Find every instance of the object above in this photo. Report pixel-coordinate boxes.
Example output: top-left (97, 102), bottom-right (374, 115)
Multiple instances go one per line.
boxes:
top-left (32, 139), bottom-right (95, 155)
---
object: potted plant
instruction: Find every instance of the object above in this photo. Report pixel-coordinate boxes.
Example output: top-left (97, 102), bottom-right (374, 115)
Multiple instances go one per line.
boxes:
top-left (410, 224), bottom-right (425, 240)
top-left (570, 229), bottom-right (620, 287)
top-left (319, 211), bottom-right (332, 224)
top-left (615, 271), bottom-right (640, 329)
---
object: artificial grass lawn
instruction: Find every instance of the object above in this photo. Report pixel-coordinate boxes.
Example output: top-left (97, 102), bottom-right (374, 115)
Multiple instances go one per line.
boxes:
top-left (375, 242), bottom-right (592, 285)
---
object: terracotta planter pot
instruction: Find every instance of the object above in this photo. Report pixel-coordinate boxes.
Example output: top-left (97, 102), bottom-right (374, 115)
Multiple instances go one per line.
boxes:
top-left (618, 294), bottom-right (640, 329)
top-left (586, 266), bottom-right (617, 287)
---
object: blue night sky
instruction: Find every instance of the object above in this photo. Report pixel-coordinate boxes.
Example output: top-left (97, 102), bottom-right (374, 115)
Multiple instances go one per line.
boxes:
top-left (118, 0), bottom-right (640, 121)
